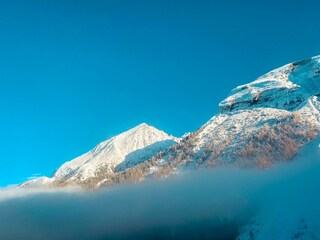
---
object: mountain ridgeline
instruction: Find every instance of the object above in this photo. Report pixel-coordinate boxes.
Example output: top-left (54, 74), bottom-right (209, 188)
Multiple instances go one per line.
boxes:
top-left (22, 56), bottom-right (320, 189)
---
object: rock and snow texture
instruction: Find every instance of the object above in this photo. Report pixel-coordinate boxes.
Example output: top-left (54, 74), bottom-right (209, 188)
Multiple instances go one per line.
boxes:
top-left (23, 123), bottom-right (178, 187)
top-left (219, 55), bottom-right (320, 113)
top-left (153, 55), bottom-right (320, 171)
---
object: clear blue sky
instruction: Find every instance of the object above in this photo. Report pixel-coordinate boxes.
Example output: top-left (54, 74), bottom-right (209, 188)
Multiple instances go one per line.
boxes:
top-left (1, 0), bottom-right (320, 186)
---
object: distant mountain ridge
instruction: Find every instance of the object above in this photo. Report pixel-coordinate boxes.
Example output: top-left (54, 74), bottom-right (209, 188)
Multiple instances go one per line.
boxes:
top-left (21, 55), bottom-right (320, 189)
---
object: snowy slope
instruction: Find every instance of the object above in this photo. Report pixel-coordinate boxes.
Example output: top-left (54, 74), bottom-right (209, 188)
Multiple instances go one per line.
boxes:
top-left (149, 55), bottom-right (320, 173)
top-left (22, 123), bottom-right (178, 187)
top-left (198, 56), bottom-right (320, 157)
top-left (219, 55), bottom-right (320, 113)
top-left (54, 123), bottom-right (177, 181)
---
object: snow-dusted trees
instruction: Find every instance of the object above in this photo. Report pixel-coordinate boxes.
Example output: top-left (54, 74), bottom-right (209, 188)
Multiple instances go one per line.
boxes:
top-left (238, 112), bottom-right (318, 168)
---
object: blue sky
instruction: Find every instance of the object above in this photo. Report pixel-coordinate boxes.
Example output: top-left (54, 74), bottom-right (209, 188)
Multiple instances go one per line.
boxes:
top-left (0, 0), bottom-right (320, 186)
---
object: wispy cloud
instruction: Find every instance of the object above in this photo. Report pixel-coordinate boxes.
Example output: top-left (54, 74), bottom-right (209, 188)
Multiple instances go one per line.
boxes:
top-left (25, 173), bottom-right (43, 181)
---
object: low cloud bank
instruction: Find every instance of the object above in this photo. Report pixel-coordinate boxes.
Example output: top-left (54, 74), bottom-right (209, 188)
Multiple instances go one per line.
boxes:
top-left (0, 170), bottom-right (257, 240)
top-left (238, 139), bottom-right (320, 240)
top-left (0, 140), bottom-right (320, 240)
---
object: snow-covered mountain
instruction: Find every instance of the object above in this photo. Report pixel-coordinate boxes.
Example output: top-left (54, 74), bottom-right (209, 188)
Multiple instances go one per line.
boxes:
top-left (22, 55), bottom-right (320, 189)
top-left (22, 123), bottom-right (178, 188)
top-left (145, 55), bottom-right (320, 174)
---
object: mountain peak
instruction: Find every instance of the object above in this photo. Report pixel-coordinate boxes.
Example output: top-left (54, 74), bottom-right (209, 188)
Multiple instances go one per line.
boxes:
top-left (127, 122), bottom-right (153, 132)
top-left (137, 122), bottom-right (149, 127)
top-left (114, 123), bottom-right (173, 143)
top-left (48, 122), bottom-right (178, 184)
top-left (128, 122), bottom-right (149, 130)
top-left (219, 55), bottom-right (320, 113)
